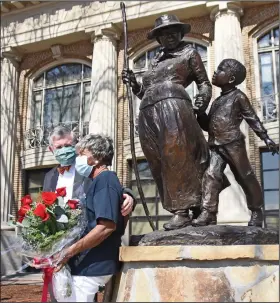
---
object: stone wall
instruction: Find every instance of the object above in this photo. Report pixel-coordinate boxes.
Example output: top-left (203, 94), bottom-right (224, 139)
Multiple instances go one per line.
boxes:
top-left (115, 245), bottom-right (279, 302)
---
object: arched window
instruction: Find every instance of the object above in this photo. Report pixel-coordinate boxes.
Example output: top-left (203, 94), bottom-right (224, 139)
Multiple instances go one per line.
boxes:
top-left (26, 63), bottom-right (91, 149)
top-left (132, 42), bottom-right (208, 135)
top-left (257, 27), bottom-right (279, 122)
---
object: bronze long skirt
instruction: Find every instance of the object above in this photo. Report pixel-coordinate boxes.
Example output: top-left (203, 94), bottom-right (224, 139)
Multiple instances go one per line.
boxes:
top-left (138, 97), bottom-right (209, 213)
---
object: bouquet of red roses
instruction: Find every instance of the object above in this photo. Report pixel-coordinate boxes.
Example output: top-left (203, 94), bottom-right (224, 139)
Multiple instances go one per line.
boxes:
top-left (10, 187), bottom-right (87, 263)
top-left (8, 188), bottom-right (87, 302)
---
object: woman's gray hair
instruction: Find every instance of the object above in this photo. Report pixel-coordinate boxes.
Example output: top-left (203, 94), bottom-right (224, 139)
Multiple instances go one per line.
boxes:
top-left (49, 125), bottom-right (78, 146)
top-left (76, 134), bottom-right (114, 165)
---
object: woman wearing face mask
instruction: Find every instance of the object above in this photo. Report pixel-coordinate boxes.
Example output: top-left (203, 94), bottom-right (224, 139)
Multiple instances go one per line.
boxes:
top-left (122, 15), bottom-right (212, 230)
top-left (54, 134), bottom-right (124, 302)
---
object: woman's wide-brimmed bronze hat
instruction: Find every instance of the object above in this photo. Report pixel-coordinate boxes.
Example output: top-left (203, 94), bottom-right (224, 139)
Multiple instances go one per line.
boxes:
top-left (147, 14), bottom-right (191, 40)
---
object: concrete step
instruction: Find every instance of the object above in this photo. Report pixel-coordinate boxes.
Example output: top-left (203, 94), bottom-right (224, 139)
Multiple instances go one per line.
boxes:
top-left (1, 273), bottom-right (42, 285)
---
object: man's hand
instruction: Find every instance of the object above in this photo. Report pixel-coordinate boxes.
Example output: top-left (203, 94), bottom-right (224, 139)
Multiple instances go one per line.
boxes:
top-left (264, 137), bottom-right (279, 155)
top-left (121, 194), bottom-right (134, 216)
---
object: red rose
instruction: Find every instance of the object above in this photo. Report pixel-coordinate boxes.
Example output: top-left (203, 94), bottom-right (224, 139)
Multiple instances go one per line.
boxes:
top-left (18, 204), bottom-right (31, 217)
top-left (67, 199), bottom-right (79, 209)
top-left (42, 192), bottom-right (57, 206)
top-left (17, 216), bottom-right (24, 223)
top-left (21, 195), bottom-right (32, 206)
top-left (56, 187), bottom-right (66, 197)
top-left (33, 203), bottom-right (50, 222)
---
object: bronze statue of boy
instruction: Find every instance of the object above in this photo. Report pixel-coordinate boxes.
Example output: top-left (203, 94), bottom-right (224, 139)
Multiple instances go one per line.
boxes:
top-left (193, 58), bottom-right (278, 227)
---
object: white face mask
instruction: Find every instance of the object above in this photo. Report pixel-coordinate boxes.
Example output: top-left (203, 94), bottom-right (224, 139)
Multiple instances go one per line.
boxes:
top-left (75, 155), bottom-right (96, 178)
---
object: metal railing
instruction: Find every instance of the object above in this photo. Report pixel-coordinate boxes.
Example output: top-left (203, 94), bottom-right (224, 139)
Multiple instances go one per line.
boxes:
top-left (24, 121), bottom-right (89, 150)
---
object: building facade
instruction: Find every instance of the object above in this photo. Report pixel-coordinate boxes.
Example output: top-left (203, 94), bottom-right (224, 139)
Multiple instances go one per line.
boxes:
top-left (1, 1), bottom-right (279, 274)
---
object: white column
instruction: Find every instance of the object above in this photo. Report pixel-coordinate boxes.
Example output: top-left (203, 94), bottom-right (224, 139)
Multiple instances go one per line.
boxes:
top-left (0, 55), bottom-right (20, 226)
top-left (88, 27), bottom-right (119, 142)
top-left (209, 2), bottom-right (251, 225)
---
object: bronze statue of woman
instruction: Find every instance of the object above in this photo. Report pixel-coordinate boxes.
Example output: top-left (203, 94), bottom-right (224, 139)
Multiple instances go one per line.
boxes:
top-left (122, 15), bottom-right (212, 230)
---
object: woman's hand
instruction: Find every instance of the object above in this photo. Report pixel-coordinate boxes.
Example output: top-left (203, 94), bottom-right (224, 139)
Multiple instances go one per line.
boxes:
top-left (53, 246), bottom-right (76, 273)
top-left (122, 69), bottom-right (140, 91)
top-left (121, 194), bottom-right (134, 216)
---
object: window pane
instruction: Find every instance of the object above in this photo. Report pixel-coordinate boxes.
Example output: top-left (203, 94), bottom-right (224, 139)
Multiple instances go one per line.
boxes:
top-left (276, 50), bottom-right (279, 92)
top-left (196, 45), bottom-right (207, 60)
top-left (131, 181), bottom-right (156, 199)
top-left (131, 161), bottom-right (153, 180)
top-left (265, 214), bottom-right (279, 229)
top-left (132, 202), bottom-right (156, 217)
top-left (158, 202), bottom-right (172, 215)
top-left (133, 54), bottom-right (146, 70)
top-left (133, 73), bottom-right (143, 136)
top-left (264, 190), bottom-right (279, 210)
top-left (263, 171), bottom-right (279, 190)
top-left (259, 52), bottom-right (274, 95)
top-left (273, 28), bottom-right (279, 46)
top-left (262, 152), bottom-right (279, 170)
top-left (33, 91), bottom-right (42, 127)
top-left (83, 65), bottom-right (92, 79)
top-left (27, 168), bottom-right (50, 200)
top-left (259, 52), bottom-right (276, 120)
top-left (45, 64), bottom-right (82, 86)
top-left (82, 82), bottom-right (91, 122)
top-left (258, 32), bottom-right (271, 48)
top-left (131, 219), bottom-right (156, 235)
top-left (34, 75), bottom-right (44, 88)
top-left (43, 84), bottom-right (81, 127)
top-left (147, 47), bottom-right (161, 67)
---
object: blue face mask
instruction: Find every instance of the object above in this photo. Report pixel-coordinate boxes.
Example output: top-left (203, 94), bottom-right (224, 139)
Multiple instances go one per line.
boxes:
top-left (54, 146), bottom-right (76, 166)
top-left (75, 155), bottom-right (95, 178)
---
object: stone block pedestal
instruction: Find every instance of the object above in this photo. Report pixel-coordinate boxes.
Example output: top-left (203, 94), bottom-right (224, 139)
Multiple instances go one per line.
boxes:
top-left (114, 245), bottom-right (279, 302)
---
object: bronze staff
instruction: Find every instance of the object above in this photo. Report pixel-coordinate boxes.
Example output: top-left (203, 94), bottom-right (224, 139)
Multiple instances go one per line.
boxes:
top-left (120, 2), bottom-right (156, 231)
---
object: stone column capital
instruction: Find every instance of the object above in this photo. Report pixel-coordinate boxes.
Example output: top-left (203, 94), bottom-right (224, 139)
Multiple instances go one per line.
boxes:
top-left (1, 48), bottom-right (22, 70)
top-left (87, 24), bottom-right (121, 45)
top-left (208, 2), bottom-right (243, 22)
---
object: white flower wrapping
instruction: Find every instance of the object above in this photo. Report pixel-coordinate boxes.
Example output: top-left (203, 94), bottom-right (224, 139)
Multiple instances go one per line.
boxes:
top-left (52, 265), bottom-right (74, 301)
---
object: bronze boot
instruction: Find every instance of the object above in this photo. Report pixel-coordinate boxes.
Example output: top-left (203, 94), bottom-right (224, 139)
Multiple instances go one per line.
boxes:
top-left (163, 213), bottom-right (191, 231)
top-left (248, 209), bottom-right (263, 227)
top-left (192, 209), bottom-right (217, 226)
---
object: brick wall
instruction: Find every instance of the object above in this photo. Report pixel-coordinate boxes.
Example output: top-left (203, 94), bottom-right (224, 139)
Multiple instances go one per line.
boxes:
top-left (14, 40), bottom-right (93, 209)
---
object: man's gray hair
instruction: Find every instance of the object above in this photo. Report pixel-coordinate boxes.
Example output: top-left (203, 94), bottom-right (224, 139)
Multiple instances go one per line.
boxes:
top-left (76, 134), bottom-right (114, 165)
top-left (49, 125), bottom-right (78, 146)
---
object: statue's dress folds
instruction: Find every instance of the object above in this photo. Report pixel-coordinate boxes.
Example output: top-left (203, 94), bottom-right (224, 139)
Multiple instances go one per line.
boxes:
top-left (136, 42), bottom-right (212, 213)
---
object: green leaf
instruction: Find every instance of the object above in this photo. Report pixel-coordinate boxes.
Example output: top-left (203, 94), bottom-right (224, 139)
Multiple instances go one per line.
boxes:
top-left (54, 206), bottom-right (66, 217)
top-left (21, 218), bottom-right (31, 227)
top-left (57, 196), bottom-right (65, 208)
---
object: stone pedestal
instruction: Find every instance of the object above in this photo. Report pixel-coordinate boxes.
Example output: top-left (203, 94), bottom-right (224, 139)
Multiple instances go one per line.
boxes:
top-left (114, 244), bottom-right (279, 302)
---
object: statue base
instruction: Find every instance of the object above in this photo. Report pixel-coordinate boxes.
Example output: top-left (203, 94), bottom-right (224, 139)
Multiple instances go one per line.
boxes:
top-left (130, 225), bottom-right (279, 246)
top-left (114, 244), bottom-right (278, 302)
top-left (113, 226), bottom-right (279, 302)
